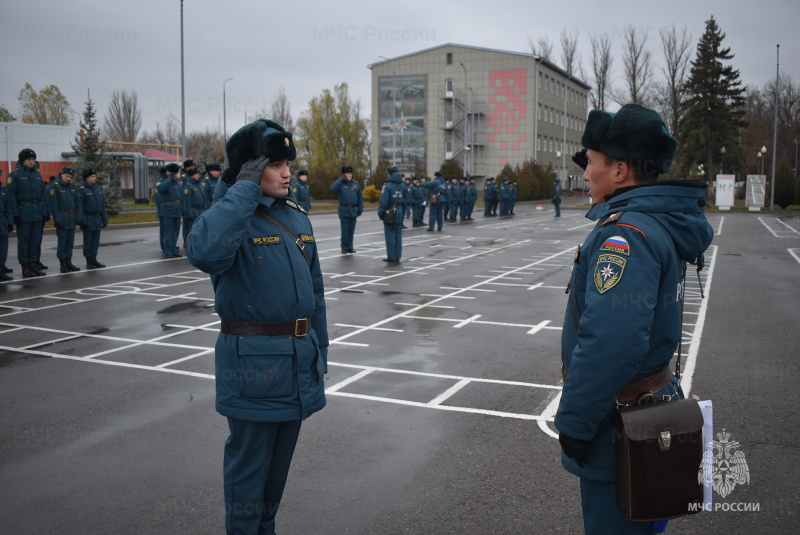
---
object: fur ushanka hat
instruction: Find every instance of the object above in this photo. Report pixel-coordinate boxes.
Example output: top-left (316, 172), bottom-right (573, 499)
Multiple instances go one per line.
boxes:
top-left (226, 119), bottom-right (296, 175)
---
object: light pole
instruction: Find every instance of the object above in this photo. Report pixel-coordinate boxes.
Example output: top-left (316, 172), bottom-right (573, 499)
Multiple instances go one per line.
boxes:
top-left (795, 138), bottom-right (798, 178)
top-left (758, 145), bottom-right (767, 176)
top-left (223, 77), bottom-right (233, 147)
top-left (720, 146), bottom-right (726, 174)
top-left (179, 0), bottom-right (186, 162)
top-left (556, 150), bottom-right (562, 183)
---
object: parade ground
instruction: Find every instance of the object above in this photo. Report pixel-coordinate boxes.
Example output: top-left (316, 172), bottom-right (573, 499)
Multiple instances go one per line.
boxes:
top-left (1, 201), bottom-right (798, 534)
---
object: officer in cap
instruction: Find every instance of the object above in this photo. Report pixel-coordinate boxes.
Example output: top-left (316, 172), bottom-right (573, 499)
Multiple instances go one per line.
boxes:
top-left (552, 177), bottom-right (563, 217)
top-left (182, 168), bottom-right (209, 243)
top-left (330, 164), bottom-right (363, 253)
top-left (417, 171), bottom-right (448, 231)
top-left (464, 176), bottom-right (477, 220)
top-left (47, 166), bottom-right (81, 272)
top-left (378, 166), bottom-right (404, 264)
top-left (292, 170), bottom-right (311, 212)
top-left (6, 148), bottom-right (50, 277)
top-left (186, 118), bottom-right (328, 535)
top-left (203, 163), bottom-right (222, 205)
top-left (157, 163), bottom-right (183, 258)
top-left (77, 168), bottom-right (108, 269)
top-left (555, 103), bottom-right (714, 534)
top-left (0, 168), bottom-right (14, 280)
top-left (509, 178), bottom-right (518, 215)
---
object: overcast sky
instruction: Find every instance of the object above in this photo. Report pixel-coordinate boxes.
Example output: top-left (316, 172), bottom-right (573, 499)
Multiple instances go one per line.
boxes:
top-left (2, 0), bottom-right (797, 142)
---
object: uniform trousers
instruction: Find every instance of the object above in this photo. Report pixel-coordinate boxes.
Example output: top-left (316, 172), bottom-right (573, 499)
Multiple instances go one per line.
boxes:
top-left (82, 229), bottom-right (101, 258)
top-left (427, 202), bottom-right (446, 231)
top-left (580, 478), bottom-right (655, 535)
top-left (224, 418), bottom-right (302, 535)
top-left (554, 201), bottom-right (561, 217)
top-left (183, 217), bottom-right (197, 247)
top-left (56, 228), bottom-right (76, 258)
top-left (0, 234), bottom-right (8, 266)
top-left (338, 216), bottom-right (357, 251)
top-left (17, 221), bottom-right (43, 264)
top-left (383, 219), bottom-right (403, 261)
top-left (162, 217), bottom-right (181, 256)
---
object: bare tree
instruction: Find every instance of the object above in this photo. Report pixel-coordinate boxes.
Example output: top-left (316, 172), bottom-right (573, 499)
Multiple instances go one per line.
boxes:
top-left (138, 118), bottom-right (181, 148)
top-left (589, 33), bottom-right (614, 110)
top-left (269, 87), bottom-right (295, 132)
top-left (560, 29), bottom-right (580, 75)
top-left (612, 25), bottom-right (654, 106)
top-left (528, 35), bottom-right (554, 61)
top-left (104, 90), bottom-right (142, 142)
top-left (652, 25), bottom-right (693, 138)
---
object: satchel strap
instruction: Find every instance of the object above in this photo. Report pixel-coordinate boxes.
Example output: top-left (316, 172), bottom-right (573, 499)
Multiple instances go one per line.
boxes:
top-left (675, 261), bottom-right (687, 380)
top-left (256, 205), bottom-right (311, 267)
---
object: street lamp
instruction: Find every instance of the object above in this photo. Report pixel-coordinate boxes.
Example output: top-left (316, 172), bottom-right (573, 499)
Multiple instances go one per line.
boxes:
top-left (720, 146), bottom-right (726, 174)
top-left (794, 138), bottom-right (798, 178)
top-left (223, 77), bottom-right (233, 147)
top-left (758, 145), bottom-right (767, 176)
top-left (179, 0), bottom-right (186, 165)
top-left (556, 150), bottom-right (562, 182)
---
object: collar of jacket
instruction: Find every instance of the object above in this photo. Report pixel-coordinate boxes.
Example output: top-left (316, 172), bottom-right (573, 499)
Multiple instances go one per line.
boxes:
top-left (587, 180), bottom-right (709, 222)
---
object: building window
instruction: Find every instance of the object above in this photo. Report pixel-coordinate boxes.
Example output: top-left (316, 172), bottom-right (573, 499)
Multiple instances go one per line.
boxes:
top-left (537, 104), bottom-right (541, 120)
top-left (446, 52), bottom-right (452, 65)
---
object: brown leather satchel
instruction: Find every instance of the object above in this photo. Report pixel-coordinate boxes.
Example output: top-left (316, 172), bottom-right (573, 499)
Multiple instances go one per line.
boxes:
top-left (614, 397), bottom-right (704, 521)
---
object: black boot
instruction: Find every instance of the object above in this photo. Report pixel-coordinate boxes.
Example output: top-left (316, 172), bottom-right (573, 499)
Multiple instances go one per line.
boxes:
top-left (0, 265), bottom-right (12, 273)
top-left (60, 258), bottom-right (69, 273)
top-left (34, 260), bottom-right (48, 270)
top-left (23, 263), bottom-right (45, 278)
top-left (66, 257), bottom-right (81, 272)
top-left (0, 272), bottom-right (11, 282)
top-left (90, 256), bottom-right (106, 268)
top-left (86, 257), bottom-right (97, 269)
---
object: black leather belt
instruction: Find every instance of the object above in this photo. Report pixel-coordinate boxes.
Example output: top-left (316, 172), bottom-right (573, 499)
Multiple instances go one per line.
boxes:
top-left (339, 203), bottom-right (357, 207)
top-left (84, 211), bottom-right (99, 216)
top-left (60, 210), bottom-right (76, 214)
top-left (220, 318), bottom-right (309, 337)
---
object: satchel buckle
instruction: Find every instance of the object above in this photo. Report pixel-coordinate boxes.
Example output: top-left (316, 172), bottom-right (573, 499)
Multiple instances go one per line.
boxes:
top-left (294, 318), bottom-right (309, 337)
top-left (659, 431), bottom-right (671, 450)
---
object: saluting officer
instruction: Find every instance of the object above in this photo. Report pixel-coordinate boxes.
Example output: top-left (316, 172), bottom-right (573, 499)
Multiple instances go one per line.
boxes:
top-left (329, 165), bottom-right (363, 254)
top-left (292, 170), bottom-right (311, 212)
top-left (186, 119), bottom-right (327, 535)
top-left (182, 168), bottom-right (209, 243)
top-left (0, 169), bottom-right (14, 281)
top-left (417, 171), bottom-right (447, 231)
top-left (48, 166), bottom-right (81, 272)
top-left (77, 169), bottom-right (108, 269)
top-left (157, 163), bottom-right (183, 258)
top-left (6, 148), bottom-right (50, 277)
top-left (378, 166), bottom-right (405, 264)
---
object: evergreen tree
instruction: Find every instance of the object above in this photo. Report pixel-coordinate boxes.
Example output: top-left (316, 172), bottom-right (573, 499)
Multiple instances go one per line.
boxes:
top-left (71, 93), bottom-right (123, 215)
top-left (678, 16), bottom-right (746, 180)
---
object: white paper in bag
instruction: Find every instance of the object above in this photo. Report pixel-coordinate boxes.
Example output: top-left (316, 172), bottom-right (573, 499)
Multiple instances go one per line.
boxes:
top-left (698, 400), bottom-right (714, 510)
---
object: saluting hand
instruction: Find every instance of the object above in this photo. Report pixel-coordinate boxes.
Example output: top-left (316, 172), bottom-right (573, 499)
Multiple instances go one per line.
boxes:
top-left (236, 157), bottom-right (270, 186)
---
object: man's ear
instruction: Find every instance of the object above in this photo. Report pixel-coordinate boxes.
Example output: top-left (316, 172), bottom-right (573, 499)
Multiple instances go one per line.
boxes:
top-left (614, 160), bottom-right (631, 183)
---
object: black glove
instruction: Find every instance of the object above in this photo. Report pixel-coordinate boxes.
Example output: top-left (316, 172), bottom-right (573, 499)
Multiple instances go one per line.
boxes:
top-left (55, 221), bottom-right (64, 229)
top-left (8, 224), bottom-right (13, 233)
top-left (80, 223), bottom-right (88, 231)
top-left (102, 221), bottom-right (108, 228)
top-left (13, 216), bottom-right (21, 226)
top-left (559, 433), bottom-right (590, 468)
top-left (236, 157), bottom-right (269, 186)
top-left (43, 215), bottom-right (50, 223)
top-left (220, 167), bottom-right (237, 186)
top-left (572, 149), bottom-right (588, 171)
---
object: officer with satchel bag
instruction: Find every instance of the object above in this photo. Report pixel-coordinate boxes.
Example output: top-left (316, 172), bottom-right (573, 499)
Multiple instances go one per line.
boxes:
top-left (554, 104), bottom-right (714, 534)
top-left (378, 166), bottom-right (404, 264)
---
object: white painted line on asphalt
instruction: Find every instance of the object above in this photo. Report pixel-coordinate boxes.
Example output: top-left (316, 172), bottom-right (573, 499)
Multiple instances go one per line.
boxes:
top-left (20, 334), bottom-right (81, 350)
top-left (526, 320), bottom-right (551, 335)
top-left (716, 216), bottom-right (724, 236)
top-left (680, 245), bottom-right (718, 397)
top-left (538, 390), bottom-right (562, 439)
top-left (428, 378), bottom-right (471, 406)
top-left (326, 368), bottom-right (373, 393)
top-left (776, 218), bottom-right (800, 235)
top-left (453, 315), bottom-right (481, 328)
top-left (156, 349), bottom-right (215, 368)
top-left (334, 323), bottom-right (404, 333)
top-left (789, 249), bottom-right (800, 265)
top-left (759, 217), bottom-right (781, 237)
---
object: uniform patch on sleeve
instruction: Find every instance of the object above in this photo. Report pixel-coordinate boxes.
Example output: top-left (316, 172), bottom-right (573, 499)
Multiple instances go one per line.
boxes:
top-left (299, 234), bottom-right (314, 242)
top-left (251, 235), bottom-right (281, 245)
top-left (599, 235), bottom-right (630, 255)
top-left (593, 254), bottom-right (626, 293)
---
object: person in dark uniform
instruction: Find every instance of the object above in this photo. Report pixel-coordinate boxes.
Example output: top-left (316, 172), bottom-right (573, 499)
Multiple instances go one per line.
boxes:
top-left (292, 170), bottom-right (311, 212)
top-left (182, 168), bottom-right (209, 245)
top-left (417, 171), bottom-right (447, 231)
top-left (378, 166), bottom-right (404, 264)
top-left (204, 163), bottom-right (222, 205)
top-left (509, 179), bottom-right (518, 215)
top-left (6, 148), bottom-right (49, 277)
top-left (0, 169), bottom-right (14, 281)
top-left (157, 163), bottom-right (183, 258)
top-left (552, 178), bottom-right (563, 217)
top-left (329, 165), bottom-right (363, 254)
top-left (186, 119), bottom-right (327, 535)
top-left (464, 176), bottom-right (477, 220)
top-left (499, 177), bottom-right (511, 216)
top-left (77, 169), bottom-right (109, 269)
top-left (47, 167), bottom-right (81, 272)
top-left (483, 177), bottom-right (495, 217)
top-left (555, 103), bottom-right (714, 534)
top-left (410, 176), bottom-right (424, 227)
top-left (155, 166), bottom-right (167, 255)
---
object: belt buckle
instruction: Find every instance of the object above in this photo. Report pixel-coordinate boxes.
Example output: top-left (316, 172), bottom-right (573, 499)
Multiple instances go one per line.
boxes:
top-left (294, 318), bottom-right (309, 337)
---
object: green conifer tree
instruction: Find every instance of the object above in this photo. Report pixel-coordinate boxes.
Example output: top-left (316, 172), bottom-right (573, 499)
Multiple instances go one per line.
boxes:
top-left (71, 93), bottom-right (123, 215)
top-left (678, 16), bottom-right (746, 180)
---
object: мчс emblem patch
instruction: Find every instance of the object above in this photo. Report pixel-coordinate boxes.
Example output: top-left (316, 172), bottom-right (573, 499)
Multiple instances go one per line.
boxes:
top-left (599, 235), bottom-right (630, 255)
top-left (594, 254), bottom-right (626, 293)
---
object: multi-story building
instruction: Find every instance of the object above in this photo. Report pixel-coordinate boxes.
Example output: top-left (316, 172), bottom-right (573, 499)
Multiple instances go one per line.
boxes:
top-left (369, 43), bottom-right (591, 190)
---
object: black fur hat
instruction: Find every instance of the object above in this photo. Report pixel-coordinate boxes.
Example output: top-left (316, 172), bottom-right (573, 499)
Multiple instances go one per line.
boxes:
top-left (342, 165), bottom-right (353, 173)
top-left (183, 159), bottom-right (195, 169)
top-left (206, 163), bottom-right (222, 172)
top-left (165, 163), bottom-right (181, 174)
top-left (18, 148), bottom-right (36, 161)
top-left (61, 166), bottom-right (76, 175)
top-left (226, 119), bottom-right (296, 175)
top-left (81, 168), bottom-right (96, 179)
top-left (581, 103), bottom-right (677, 176)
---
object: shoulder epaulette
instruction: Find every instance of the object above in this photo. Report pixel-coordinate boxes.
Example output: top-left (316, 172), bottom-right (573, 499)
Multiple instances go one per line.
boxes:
top-left (283, 198), bottom-right (307, 214)
top-left (602, 211), bottom-right (623, 225)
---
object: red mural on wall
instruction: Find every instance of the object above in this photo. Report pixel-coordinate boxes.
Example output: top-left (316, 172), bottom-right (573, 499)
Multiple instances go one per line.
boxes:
top-left (488, 69), bottom-right (527, 167)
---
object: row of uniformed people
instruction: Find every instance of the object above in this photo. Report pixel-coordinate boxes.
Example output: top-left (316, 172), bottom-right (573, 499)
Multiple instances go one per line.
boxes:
top-left (389, 174), bottom-right (480, 228)
top-left (0, 149), bottom-right (109, 280)
top-left (483, 176), bottom-right (518, 217)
